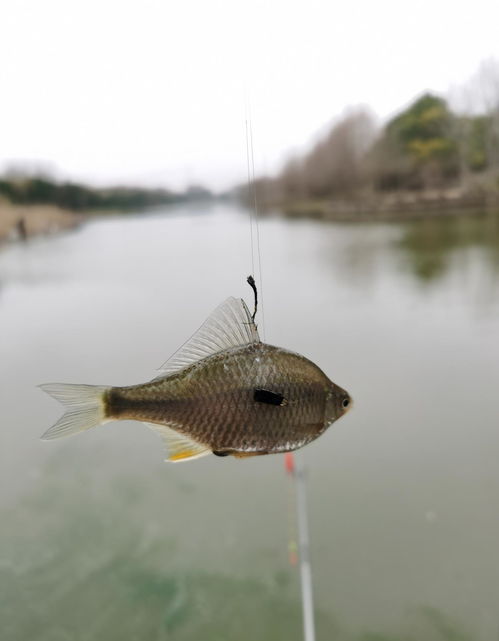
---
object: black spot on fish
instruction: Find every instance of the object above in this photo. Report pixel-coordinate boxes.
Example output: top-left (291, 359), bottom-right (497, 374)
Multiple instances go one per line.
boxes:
top-left (213, 450), bottom-right (231, 457)
top-left (253, 389), bottom-right (286, 406)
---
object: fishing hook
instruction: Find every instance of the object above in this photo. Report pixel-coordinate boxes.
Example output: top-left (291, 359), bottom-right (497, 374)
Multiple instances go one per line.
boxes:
top-left (247, 275), bottom-right (258, 321)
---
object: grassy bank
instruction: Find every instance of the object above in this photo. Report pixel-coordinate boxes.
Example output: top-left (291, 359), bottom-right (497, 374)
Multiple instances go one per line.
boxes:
top-left (0, 201), bottom-right (83, 242)
top-left (0, 175), bottom-right (214, 243)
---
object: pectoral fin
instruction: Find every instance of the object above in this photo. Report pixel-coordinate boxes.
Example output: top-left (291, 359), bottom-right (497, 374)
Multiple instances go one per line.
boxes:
top-left (143, 422), bottom-right (211, 462)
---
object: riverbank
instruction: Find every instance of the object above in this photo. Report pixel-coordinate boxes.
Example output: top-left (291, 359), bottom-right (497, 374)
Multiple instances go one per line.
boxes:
top-left (2, 187), bottom-right (499, 245)
top-left (0, 202), bottom-right (84, 242)
top-left (266, 185), bottom-right (499, 222)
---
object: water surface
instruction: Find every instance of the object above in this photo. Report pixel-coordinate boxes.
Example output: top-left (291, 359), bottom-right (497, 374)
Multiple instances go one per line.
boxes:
top-left (1, 202), bottom-right (499, 640)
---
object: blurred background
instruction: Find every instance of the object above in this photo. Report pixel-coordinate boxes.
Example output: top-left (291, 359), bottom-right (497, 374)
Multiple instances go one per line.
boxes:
top-left (1, 1), bottom-right (499, 640)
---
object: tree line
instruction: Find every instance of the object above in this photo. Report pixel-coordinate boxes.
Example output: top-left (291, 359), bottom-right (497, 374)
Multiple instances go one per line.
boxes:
top-left (254, 61), bottom-right (499, 207)
top-left (0, 175), bottom-right (213, 212)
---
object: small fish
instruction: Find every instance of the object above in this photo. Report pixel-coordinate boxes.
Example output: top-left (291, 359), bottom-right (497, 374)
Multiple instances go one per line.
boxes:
top-left (40, 296), bottom-right (351, 462)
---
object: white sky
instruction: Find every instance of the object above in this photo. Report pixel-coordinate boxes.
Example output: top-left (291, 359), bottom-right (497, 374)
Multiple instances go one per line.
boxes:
top-left (1, 0), bottom-right (498, 191)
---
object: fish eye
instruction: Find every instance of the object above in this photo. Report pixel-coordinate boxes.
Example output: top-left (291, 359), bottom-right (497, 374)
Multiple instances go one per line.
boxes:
top-left (342, 398), bottom-right (350, 409)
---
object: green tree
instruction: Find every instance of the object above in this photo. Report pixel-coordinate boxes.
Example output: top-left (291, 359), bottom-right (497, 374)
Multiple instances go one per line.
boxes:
top-left (372, 93), bottom-right (460, 189)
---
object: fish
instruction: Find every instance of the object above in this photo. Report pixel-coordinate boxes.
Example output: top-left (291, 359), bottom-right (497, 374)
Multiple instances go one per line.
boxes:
top-left (40, 296), bottom-right (352, 462)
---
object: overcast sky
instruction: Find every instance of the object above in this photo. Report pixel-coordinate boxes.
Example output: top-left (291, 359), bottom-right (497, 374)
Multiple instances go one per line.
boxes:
top-left (1, 0), bottom-right (498, 190)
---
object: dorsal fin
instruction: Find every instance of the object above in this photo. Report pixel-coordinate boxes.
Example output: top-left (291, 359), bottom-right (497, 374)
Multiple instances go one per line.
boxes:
top-left (156, 297), bottom-right (260, 377)
top-left (143, 422), bottom-right (211, 462)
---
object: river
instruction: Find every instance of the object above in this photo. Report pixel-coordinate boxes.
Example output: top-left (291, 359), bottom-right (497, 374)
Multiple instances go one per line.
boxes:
top-left (1, 201), bottom-right (499, 640)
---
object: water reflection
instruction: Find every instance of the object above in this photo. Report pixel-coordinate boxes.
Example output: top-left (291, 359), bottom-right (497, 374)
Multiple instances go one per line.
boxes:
top-left (310, 211), bottom-right (499, 294)
top-left (397, 212), bottom-right (499, 282)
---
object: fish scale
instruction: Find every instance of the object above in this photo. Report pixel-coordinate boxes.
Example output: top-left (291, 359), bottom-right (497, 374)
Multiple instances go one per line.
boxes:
top-left (40, 296), bottom-right (351, 462)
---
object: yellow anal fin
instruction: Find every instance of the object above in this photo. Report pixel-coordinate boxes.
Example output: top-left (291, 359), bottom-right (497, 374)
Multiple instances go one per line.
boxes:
top-left (170, 448), bottom-right (208, 462)
top-left (143, 422), bottom-right (211, 463)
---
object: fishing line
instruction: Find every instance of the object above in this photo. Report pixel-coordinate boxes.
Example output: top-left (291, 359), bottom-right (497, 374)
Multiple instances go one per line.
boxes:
top-left (244, 96), bottom-right (266, 340)
top-left (244, 115), bottom-right (256, 280)
top-left (248, 117), bottom-right (266, 340)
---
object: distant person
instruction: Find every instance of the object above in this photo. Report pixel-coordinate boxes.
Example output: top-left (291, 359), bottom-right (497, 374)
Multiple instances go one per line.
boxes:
top-left (16, 217), bottom-right (27, 241)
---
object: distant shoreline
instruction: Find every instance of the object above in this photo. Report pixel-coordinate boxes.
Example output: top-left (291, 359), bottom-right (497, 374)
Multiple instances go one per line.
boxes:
top-left (2, 193), bottom-right (499, 246)
top-left (264, 189), bottom-right (499, 222)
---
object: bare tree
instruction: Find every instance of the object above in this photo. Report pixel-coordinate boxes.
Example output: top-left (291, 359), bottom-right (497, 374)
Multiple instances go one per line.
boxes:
top-left (451, 58), bottom-right (499, 169)
top-left (478, 59), bottom-right (499, 167)
top-left (299, 108), bottom-right (377, 198)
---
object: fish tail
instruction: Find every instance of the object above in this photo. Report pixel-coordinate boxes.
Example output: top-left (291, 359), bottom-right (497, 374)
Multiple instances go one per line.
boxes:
top-left (39, 383), bottom-right (109, 440)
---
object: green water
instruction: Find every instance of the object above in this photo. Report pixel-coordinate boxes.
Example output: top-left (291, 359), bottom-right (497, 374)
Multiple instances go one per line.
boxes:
top-left (1, 203), bottom-right (499, 640)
